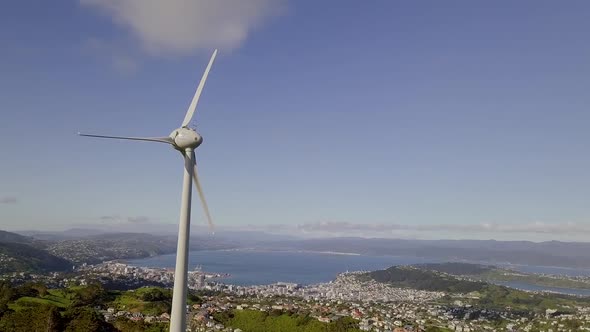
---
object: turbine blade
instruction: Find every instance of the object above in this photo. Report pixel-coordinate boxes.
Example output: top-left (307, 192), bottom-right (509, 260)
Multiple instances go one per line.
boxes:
top-left (181, 49), bottom-right (218, 127)
top-left (78, 133), bottom-right (174, 145)
top-left (192, 152), bottom-right (215, 232)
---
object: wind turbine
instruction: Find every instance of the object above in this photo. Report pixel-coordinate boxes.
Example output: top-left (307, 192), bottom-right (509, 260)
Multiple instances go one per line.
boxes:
top-left (79, 50), bottom-right (218, 332)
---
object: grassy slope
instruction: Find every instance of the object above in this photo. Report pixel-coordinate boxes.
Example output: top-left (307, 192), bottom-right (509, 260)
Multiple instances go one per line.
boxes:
top-left (109, 287), bottom-right (172, 315)
top-left (7, 289), bottom-right (72, 311)
top-left (222, 310), bottom-right (363, 332)
top-left (5, 285), bottom-right (184, 317)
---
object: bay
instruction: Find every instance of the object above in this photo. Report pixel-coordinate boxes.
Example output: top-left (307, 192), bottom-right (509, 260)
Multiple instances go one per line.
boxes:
top-left (127, 250), bottom-right (435, 285)
top-left (127, 250), bottom-right (590, 296)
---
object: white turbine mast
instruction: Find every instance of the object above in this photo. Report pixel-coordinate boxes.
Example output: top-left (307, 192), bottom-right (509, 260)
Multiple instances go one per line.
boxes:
top-left (79, 49), bottom-right (218, 332)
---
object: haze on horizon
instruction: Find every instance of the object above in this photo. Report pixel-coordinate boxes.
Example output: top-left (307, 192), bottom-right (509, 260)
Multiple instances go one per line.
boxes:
top-left (1, 1), bottom-right (589, 242)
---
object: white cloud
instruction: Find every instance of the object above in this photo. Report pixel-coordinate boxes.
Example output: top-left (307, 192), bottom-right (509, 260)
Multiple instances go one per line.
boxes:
top-left (80, 0), bottom-right (285, 55)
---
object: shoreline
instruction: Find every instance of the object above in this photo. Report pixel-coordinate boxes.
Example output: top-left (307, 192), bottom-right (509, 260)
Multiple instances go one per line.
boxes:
top-left (214, 248), bottom-right (363, 256)
top-left (134, 249), bottom-right (590, 272)
top-left (124, 252), bottom-right (590, 296)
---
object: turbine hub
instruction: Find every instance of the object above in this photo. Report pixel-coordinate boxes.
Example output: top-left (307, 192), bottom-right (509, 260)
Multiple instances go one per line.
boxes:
top-left (170, 127), bottom-right (203, 150)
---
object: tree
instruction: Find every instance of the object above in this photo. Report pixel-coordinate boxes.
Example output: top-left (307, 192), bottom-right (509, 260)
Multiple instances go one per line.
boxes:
top-left (140, 288), bottom-right (169, 302)
top-left (64, 308), bottom-right (114, 332)
top-left (112, 317), bottom-right (146, 332)
top-left (30, 283), bottom-right (48, 297)
top-left (71, 283), bottom-right (106, 307)
top-left (0, 304), bottom-right (63, 332)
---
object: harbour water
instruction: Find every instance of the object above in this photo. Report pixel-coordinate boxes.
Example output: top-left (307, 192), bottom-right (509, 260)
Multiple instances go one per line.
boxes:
top-left (127, 250), bottom-right (590, 296)
top-left (127, 250), bottom-right (432, 285)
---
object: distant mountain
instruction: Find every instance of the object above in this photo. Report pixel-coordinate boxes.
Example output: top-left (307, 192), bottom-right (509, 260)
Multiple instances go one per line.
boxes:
top-left (265, 237), bottom-right (590, 269)
top-left (19, 227), bottom-right (299, 244)
top-left (17, 228), bottom-right (106, 241)
top-left (213, 230), bottom-right (299, 243)
top-left (413, 262), bottom-right (493, 275)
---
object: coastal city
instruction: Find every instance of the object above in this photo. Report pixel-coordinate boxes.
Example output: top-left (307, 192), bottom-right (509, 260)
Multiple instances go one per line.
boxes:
top-left (4, 261), bottom-right (589, 332)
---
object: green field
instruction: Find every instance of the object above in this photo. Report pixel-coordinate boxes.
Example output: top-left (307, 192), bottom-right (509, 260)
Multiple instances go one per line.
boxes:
top-left (7, 289), bottom-right (73, 311)
top-left (216, 309), bottom-right (363, 332)
top-left (110, 294), bottom-right (169, 315)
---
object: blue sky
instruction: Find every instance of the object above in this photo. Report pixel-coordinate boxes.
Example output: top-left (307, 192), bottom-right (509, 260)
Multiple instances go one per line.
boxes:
top-left (1, 0), bottom-right (589, 241)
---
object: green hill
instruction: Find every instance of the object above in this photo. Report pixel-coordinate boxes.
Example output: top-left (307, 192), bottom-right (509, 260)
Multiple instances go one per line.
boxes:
top-left (413, 262), bottom-right (590, 291)
top-left (367, 265), bottom-right (487, 293)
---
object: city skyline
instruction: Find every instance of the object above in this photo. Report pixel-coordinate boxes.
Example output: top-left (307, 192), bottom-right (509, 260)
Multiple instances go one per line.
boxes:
top-left (1, 1), bottom-right (590, 241)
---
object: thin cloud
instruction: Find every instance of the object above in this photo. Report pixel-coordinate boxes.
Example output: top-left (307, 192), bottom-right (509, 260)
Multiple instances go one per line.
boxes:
top-left (111, 53), bottom-right (138, 73)
top-left (99, 215), bottom-right (120, 222)
top-left (0, 196), bottom-right (17, 204)
top-left (82, 38), bottom-right (139, 74)
top-left (127, 216), bottom-right (151, 223)
top-left (80, 0), bottom-right (286, 55)
top-left (295, 221), bottom-right (590, 236)
top-left (99, 215), bottom-right (152, 223)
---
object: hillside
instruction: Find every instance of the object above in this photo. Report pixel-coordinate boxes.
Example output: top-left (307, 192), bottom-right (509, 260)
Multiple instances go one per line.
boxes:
top-left (46, 233), bottom-right (178, 265)
top-left (0, 230), bottom-right (34, 244)
top-left (0, 242), bottom-right (71, 273)
top-left (46, 232), bottom-right (236, 265)
top-left (2, 229), bottom-right (239, 270)
top-left (415, 262), bottom-right (590, 291)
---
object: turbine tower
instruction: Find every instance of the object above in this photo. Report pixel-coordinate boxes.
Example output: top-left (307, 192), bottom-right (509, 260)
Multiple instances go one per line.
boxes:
top-left (79, 50), bottom-right (218, 332)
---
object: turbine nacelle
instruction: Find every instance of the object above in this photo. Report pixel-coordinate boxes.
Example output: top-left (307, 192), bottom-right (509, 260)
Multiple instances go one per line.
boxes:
top-left (170, 127), bottom-right (203, 150)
